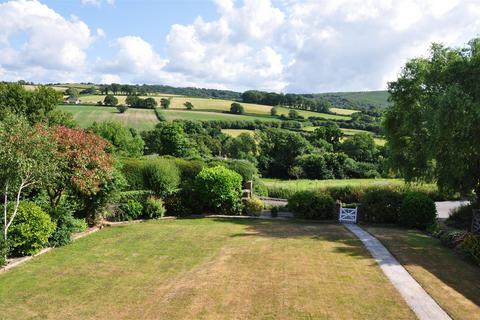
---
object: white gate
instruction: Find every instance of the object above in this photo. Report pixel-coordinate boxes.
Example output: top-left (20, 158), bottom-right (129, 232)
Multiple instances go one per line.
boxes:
top-left (339, 207), bottom-right (357, 223)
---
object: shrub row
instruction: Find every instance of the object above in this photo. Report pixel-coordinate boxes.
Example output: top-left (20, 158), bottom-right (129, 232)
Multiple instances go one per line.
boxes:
top-left (429, 223), bottom-right (480, 266)
top-left (287, 189), bottom-right (436, 229)
top-left (110, 193), bottom-right (165, 221)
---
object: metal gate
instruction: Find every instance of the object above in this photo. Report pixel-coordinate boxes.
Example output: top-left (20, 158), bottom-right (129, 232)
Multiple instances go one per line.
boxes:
top-left (339, 207), bottom-right (357, 223)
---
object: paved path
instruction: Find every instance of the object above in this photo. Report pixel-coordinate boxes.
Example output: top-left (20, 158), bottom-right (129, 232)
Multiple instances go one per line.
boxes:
top-left (435, 201), bottom-right (469, 220)
top-left (343, 223), bottom-right (451, 320)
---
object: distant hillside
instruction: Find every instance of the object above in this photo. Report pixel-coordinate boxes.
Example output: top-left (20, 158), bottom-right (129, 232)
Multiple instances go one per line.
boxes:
top-left (315, 90), bottom-right (391, 110)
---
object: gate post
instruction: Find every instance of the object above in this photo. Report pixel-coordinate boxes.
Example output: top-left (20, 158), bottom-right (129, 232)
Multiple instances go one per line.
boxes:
top-left (472, 210), bottom-right (480, 235)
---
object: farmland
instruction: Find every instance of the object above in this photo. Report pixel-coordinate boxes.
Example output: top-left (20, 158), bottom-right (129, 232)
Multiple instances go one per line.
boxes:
top-left (58, 105), bottom-right (158, 131)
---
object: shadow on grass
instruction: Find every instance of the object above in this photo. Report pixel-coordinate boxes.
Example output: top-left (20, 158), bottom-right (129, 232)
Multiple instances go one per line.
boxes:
top-left (203, 218), bottom-right (378, 263)
top-left (364, 225), bottom-right (480, 311)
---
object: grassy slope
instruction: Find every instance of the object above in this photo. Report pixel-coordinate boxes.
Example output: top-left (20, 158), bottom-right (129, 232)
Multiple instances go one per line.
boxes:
top-left (319, 90), bottom-right (391, 109)
top-left (0, 219), bottom-right (414, 319)
top-left (221, 129), bottom-right (255, 137)
top-left (366, 227), bottom-right (480, 320)
top-left (58, 104), bottom-right (158, 131)
top-left (330, 107), bottom-right (359, 115)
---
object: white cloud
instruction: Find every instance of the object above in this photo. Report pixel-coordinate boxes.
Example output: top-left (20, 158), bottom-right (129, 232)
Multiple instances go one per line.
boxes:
top-left (0, 0), bottom-right (94, 81)
top-left (81, 0), bottom-right (115, 7)
top-left (1, 0), bottom-right (480, 92)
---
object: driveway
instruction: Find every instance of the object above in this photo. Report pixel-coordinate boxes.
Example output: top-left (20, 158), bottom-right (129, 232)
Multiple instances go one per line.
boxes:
top-left (435, 201), bottom-right (469, 220)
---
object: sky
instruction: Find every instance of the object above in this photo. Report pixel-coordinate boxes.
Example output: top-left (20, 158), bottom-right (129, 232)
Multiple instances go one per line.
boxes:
top-left (0, 0), bottom-right (479, 93)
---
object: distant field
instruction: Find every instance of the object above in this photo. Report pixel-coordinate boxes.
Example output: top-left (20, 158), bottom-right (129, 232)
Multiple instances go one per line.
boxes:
top-left (159, 109), bottom-right (279, 122)
top-left (221, 129), bottom-right (255, 137)
top-left (58, 104), bottom-right (158, 131)
top-left (73, 94), bottom-right (350, 121)
top-left (320, 90), bottom-right (391, 109)
top-left (330, 107), bottom-right (359, 115)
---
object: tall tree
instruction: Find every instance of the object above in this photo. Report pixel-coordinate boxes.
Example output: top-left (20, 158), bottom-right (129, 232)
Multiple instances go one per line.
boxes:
top-left (385, 38), bottom-right (480, 203)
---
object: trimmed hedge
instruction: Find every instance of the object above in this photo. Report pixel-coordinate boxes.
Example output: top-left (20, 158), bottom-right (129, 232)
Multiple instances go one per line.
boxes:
top-left (142, 160), bottom-right (181, 196)
top-left (7, 202), bottom-right (56, 256)
top-left (244, 197), bottom-right (264, 216)
top-left (288, 191), bottom-right (335, 220)
top-left (399, 192), bottom-right (436, 229)
top-left (195, 166), bottom-right (243, 214)
top-left (461, 234), bottom-right (480, 266)
top-left (361, 189), bottom-right (404, 224)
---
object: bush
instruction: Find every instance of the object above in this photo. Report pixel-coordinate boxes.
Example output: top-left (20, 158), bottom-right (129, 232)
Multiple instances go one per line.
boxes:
top-left (7, 202), bottom-right (56, 256)
top-left (288, 191), bottom-right (335, 219)
top-left (121, 200), bottom-right (144, 220)
top-left (446, 204), bottom-right (474, 230)
top-left (164, 193), bottom-right (191, 216)
top-left (195, 165), bottom-right (243, 214)
top-left (244, 197), bottom-right (264, 216)
top-left (142, 160), bottom-right (181, 196)
top-left (118, 190), bottom-right (153, 203)
top-left (121, 159), bottom-right (146, 190)
top-left (399, 192), bottom-right (436, 229)
top-left (49, 208), bottom-right (87, 247)
top-left (144, 196), bottom-right (166, 219)
top-left (361, 189), bottom-right (404, 223)
top-left (328, 186), bottom-right (365, 204)
top-left (461, 234), bottom-right (480, 265)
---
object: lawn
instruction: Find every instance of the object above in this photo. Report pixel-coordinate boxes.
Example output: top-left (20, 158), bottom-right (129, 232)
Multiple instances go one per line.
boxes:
top-left (366, 226), bottom-right (480, 320)
top-left (58, 104), bottom-right (158, 131)
top-left (0, 219), bottom-right (414, 319)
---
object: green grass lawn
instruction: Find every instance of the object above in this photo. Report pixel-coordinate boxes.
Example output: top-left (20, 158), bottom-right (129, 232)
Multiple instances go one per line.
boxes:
top-left (365, 226), bottom-right (480, 320)
top-left (0, 219), bottom-right (414, 319)
top-left (58, 104), bottom-right (158, 131)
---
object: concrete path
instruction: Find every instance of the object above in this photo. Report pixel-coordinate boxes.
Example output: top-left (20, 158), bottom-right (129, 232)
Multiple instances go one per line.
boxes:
top-left (343, 223), bottom-right (451, 320)
top-left (435, 201), bottom-right (469, 220)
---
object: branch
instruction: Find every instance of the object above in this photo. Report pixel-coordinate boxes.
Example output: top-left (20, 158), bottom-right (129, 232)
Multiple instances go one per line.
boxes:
top-left (5, 179), bottom-right (26, 232)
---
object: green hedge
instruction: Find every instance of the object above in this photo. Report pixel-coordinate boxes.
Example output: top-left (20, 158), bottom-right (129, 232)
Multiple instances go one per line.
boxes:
top-left (360, 189), bottom-right (404, 224)
top-left (461, 234), bottom-right (480, 266)
top-left (118, 190), bottom-right (154, 203)
top-left (288, 191), bottom-right (335, 220)
top-left (399, 192), bottom-right (436, 229)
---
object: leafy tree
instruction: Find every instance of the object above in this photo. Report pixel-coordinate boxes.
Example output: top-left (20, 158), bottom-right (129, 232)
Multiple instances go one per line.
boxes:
top-left (90, 120), bottom-right (144, 157)
top-left (224, 133), bottom-right (257, 163)
top-left (0, 115), bottom-right (57, 247)
top-left (125, 95), bottom-right (140, 107)
top-left (184, 101), bottom-right (194, 110)
top-left (45, 109), bottom-right (78, 128)
top-left (0, 83), bottom-right (61, 123)
top-left (106, 94), bottom-right (119, 106)
top-left (341, 133), bottom-right (377, 163)
top-left (144, 97), bottom-right (157, 109)
top-left (311, 124), bottom-right (343, 148)
top-left (270, 107), bottom-right (278, 116)
top-left (65, 87), bottom-right (79, 99)
top-left (288, 109), bottom-right (299, 119)
top-left (104, 94), bottom-right (118, 106)
top-left (385, 38), bottom-right (480, 202)
top-left (230, 102), bottom-right (245, 115)
top-left (142, 123), bottom-right (193, 157)
top-left (116, 105), bottom-right (129, 113)
top-left (43, 126), bottom-right (113, 211)
top-left (160, 98), bottom-right (171, 109)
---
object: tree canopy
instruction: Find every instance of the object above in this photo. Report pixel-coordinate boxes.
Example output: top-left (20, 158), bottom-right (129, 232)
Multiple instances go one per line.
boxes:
top-left (385, 38), bottom-right (480, 200)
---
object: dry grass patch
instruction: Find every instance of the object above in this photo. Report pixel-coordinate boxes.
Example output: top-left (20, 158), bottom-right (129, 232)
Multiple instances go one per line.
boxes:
top-left (0, 219), bottom-right (414, 319)
top-left (365, 226), bottom-right (480, 320)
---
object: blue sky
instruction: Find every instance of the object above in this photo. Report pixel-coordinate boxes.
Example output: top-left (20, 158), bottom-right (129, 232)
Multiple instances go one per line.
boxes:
top-left (0, 0), bottom-right (479, 93)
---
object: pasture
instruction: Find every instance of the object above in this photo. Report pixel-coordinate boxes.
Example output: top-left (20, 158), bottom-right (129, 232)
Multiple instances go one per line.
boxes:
top-left (0, 219), bottom-right (414, 319)
top-left (221, 129), bottom-right (255, 137)
top-left (330, 107), bottom-right (359, 115)
top-left (58, 104), bottom-right (158, 131)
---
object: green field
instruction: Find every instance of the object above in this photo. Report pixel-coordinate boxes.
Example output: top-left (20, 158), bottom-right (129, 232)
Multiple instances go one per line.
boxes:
top-left (58, 105), bottom-right (158, 131)
top-left (221, 129), bottom-right (255, 137)
top-left (330, 107), bottom-right (359, 115)
top-left (160, 109), bottom-right (280, 122)
top-left (320, 90), bottom-right (391, 109)
top-left (0, 219), bottom-right (414, 319)
top-left (263, 178), bottom-right (405, 191)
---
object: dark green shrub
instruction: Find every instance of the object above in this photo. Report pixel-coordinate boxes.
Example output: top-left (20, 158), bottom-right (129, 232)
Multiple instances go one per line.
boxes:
top-left (361, 189), bottom-right (404, 223)
top-left (144, 196), bottom-right (166, 219)
top-left (121, 200), bottom-right (144, 220)
top-left (49, 208), bottom-right (87, 247)
top-left (174, 158), bottom-right (205, 184)
top-left (446, 204), bottom-right (474, 230)
top-left (163, 193), bottom-right (190, 216)
top-left (244, 197), bottom-right (264, 216)
top-left (195, 165), bottom-right (243, 214)
top-left (288, 191), bottom-right (335, 219)
top-left (118, 190), bottom-right (153, 203)
top-left (121, 159), bottom-right (146, 189)
top-left (461, 234), bottom-right (480, 265)
top-left (328, 186), bottom-right (365, 204)
top-left (7, 202), bottom-right (56, 256)
top-left (224, 159), bottom-right (258, 184)
top-left (142, 160), bottom-right (181, 196)
top-left (399, 192), bottom-right (436, 229)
